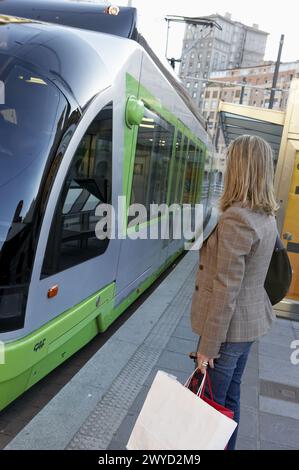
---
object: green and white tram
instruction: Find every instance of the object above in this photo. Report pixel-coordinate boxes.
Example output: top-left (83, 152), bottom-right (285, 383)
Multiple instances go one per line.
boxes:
top-left (0, 1), bottom-right (217, 410)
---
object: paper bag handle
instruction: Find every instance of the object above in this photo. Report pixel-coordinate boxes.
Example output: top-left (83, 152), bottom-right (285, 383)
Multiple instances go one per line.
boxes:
top-left (184, 369), bottom-right (214, 400)
top-left (184, 368), bottom-right (206, 396)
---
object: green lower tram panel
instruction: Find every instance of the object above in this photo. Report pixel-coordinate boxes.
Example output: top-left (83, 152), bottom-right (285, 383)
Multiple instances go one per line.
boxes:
top-left (0, 249), bottom-right (183, 411)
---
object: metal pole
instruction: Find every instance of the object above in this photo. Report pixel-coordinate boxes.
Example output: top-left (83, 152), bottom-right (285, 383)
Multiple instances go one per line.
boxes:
top-left (165, 19), bottom-right (170, 59)
top-left (239, 78), bottom-right (246, 104)
top-left (269, 34), bottom-right (284, 109)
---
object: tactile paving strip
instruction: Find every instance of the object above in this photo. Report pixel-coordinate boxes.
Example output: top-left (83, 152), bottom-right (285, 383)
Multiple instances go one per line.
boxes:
top-left (67, 264), bottom-right (197, 450)
top-left (260, 379), bottom-right (299, 404)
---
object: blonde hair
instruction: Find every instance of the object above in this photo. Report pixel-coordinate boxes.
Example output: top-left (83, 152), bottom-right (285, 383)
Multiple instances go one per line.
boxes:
top-left (220, 135), bottom-right (279, 215)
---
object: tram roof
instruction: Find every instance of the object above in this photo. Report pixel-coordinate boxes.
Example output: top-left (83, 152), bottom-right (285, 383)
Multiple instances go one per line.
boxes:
top-left (0, 0), bottom-right (208, 130)
top-left (218, 101), bottom-right (285, 164)
top-left (0, 0), bottom-right (138, 39)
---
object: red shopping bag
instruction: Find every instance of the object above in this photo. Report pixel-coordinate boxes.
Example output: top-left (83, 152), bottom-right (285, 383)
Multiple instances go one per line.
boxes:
top-left (185, 368), bottom-right (234, 419)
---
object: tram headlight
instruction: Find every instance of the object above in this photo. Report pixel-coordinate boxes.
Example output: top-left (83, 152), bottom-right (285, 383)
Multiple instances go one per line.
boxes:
top-left (105, 6), bottom-right (120, 16)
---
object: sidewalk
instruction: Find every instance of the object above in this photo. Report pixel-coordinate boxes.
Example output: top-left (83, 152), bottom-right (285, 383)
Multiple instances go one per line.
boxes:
top-left (5, 242), bottom-right (299, 450)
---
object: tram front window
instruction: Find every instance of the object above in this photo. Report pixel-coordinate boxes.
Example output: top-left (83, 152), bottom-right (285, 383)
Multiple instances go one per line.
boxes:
top-left (0, 53), bottom-right (68, 332)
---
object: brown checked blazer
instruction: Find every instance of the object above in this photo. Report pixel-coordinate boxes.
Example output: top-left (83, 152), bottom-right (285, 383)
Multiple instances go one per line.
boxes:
top-left (190, 202), bottom-right (278, 358)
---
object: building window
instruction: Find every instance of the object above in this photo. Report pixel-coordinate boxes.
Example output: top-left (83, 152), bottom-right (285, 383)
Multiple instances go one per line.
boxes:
top-left (42, 102), bottom-right (113, 277)
top-left (205, 91), bottom-right (210, 99)
top-left (194, 82), bottom-right (198, 88)
top-left (211, 100), bottom-right (217, 109)
top-left (235, 90), bottom-right (241, 98)
top-left (193, 92), bottom-right (197, 98)
top-left (186, 82), bottom-right (191, 88)
top-left (212, 90), bottom-right (218, 98)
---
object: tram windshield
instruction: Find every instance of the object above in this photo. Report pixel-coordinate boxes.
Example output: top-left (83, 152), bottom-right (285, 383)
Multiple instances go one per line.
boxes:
top-left (0, 52), bottom-right (68, 287)
top-left (0, 55), bottom-right (66, 246)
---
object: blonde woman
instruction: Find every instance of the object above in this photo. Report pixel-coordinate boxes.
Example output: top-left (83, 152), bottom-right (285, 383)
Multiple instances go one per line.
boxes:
top-left (191, 135), bottom-right (279, 450)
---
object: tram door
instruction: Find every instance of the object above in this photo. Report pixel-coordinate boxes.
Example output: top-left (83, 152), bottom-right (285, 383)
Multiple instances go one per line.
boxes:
top-left (281, 150), bottom-right (299, 301)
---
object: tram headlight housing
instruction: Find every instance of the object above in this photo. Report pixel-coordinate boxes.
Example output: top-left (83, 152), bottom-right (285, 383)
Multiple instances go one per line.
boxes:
top-left (0, 286), bottom-right (27, 333)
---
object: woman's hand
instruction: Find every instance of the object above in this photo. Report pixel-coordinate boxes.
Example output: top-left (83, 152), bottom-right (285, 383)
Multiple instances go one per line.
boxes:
top-left (196, 353), bottom-right (214, 374)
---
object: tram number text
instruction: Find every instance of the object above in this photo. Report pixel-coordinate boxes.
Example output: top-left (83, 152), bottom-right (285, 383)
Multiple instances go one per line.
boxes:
top-left (34, 339), bottom-right (46, 352)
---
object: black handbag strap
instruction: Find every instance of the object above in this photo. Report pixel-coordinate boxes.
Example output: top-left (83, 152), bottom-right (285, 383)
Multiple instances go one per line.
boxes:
top-left (274, 233), bottom-right (285, 252)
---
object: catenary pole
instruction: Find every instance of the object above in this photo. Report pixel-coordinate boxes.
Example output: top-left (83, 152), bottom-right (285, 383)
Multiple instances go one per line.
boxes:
top-left (269, 34), bottom-right (284, 109)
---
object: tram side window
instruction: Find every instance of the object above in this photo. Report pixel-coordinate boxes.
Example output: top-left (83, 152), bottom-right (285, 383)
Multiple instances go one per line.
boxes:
top-left (42, 102), bottom-right (113, 277)
top-left (169, 131), bottom-right (183, 205)
top-left (176, 136), bottom-right (188, 204)
top-left (183, 141), bottom-right (196, 203)
top-left (130, 109), bottom-right (174, 220)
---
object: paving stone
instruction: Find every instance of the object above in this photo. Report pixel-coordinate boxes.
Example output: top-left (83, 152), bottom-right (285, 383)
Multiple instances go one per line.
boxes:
top-left (260, 412), bottom-right (299, 448)
top-left (5, 383), bottom-right (104, 450)
top-left (270, 322), bottom-right (296, 338)
top-left (241, 366), bottom-right (259, 387)
top-left (238, 406), bottom-right (258, 439)
top-left (260, 332), bottom-right (294, 348)
top-left (240, 385), bottom-right (259, 409)
top-left (246, 351), bottom-right (258, 369)
top-left (235, 436), bottom-right (258, 450)
top-left (156, 350), bottom-right (194, 373)
top-left (178, 315), bottom-right (192, 328)
top-left (113, 413), bottom-right (138, 445)
top-left (260, 396), bottom-right (299, 420)
top-left (259, 342), bottom-right (293, 362)
top-left (260, 440), bottom-right (298, 450)
top-left (165, 337), bottom-right (198, 356)
top-left (259, 356), bottom-right (299, 387)
top-left (107, 440), bottom-right (126, 450)
top-left (129, 386), bottom-right (149, 414)
top-left (172, 325), bottom-right (198, 341)
top-left (0, 432), bottom-right (12, 450)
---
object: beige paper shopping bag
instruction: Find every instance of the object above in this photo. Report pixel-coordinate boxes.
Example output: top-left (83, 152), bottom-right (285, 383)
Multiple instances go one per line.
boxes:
top-left (127, 370), bottom-right (237, 450)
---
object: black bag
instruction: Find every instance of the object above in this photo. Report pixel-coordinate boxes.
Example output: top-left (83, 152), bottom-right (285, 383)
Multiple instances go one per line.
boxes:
top-left (264, 235), bottom-right (293, 305)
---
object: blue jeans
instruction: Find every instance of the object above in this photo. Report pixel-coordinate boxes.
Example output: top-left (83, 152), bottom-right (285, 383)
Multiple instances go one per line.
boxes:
top-left (200, 340), bottom-right (254, 450)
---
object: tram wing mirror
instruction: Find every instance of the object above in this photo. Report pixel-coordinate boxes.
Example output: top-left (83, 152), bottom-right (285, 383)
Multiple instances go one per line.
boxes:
top-left (125, 96), bottom-right (144, 128)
